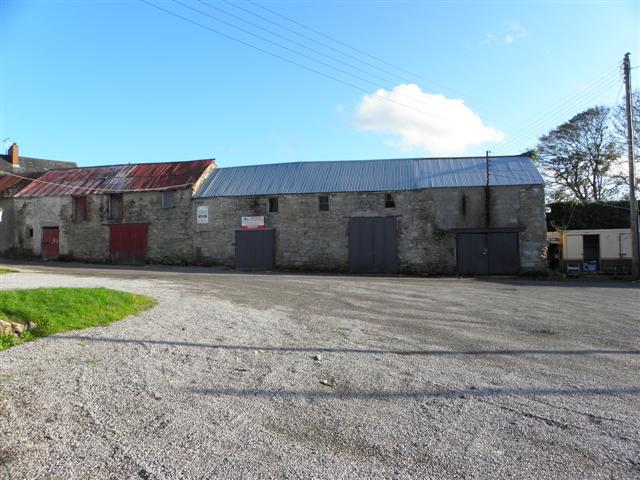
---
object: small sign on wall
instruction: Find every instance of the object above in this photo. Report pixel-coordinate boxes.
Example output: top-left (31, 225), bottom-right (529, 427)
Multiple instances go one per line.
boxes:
top-left (197, 205), bottom-right (209, 224)
top-left (241, 216), bottom-right (264, 229)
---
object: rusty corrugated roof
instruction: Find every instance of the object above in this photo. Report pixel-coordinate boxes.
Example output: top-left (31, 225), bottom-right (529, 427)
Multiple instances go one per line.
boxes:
top-left (15, 160), bottom-right (215, 198)
top-left (0, 171), bottom-right (44, 197)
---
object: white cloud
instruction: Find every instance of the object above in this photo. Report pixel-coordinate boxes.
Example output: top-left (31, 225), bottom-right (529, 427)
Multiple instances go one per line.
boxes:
top-left (351, 84), bottom-right (504, 155)
top-left (482, 21), bottom-right (528, 46)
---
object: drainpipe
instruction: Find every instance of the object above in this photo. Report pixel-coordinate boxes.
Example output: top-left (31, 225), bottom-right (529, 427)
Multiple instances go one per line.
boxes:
top-left (485, 151), bottom-right (491, 228)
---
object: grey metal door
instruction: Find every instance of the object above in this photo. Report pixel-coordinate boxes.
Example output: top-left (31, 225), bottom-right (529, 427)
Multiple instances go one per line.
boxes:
top-left (235, 229), bottom-right (275, 270)
top-left (488, 232), bottom-right (520, 274)
top-left (349, 217), bottom-right (399, 273)
top-left (458, 232), bottom-right (520, 275)
top-left (457, 233), bottom-right (489, 275)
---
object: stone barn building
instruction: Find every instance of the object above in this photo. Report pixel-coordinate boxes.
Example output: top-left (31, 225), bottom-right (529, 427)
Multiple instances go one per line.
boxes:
top-left (0, 143), bottom-right (77, 255)
top-left (12, 159), bottom-right (214, 264)
top-left (192, 155), bottom-right (546, 274)
top-left (0, 173), bottom-right (44, 255)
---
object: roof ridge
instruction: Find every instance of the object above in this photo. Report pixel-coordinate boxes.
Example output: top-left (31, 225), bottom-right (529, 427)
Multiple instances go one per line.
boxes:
top-left (214, 154), bottom-right (528, 171)
top-left (38, 158), bottom-right (215, 173)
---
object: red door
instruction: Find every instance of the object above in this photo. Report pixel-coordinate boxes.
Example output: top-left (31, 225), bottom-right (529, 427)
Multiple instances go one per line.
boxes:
top-left (109, 224), bottom-right (148, 265)
top-left (42, 227), bottom-right (60, 259)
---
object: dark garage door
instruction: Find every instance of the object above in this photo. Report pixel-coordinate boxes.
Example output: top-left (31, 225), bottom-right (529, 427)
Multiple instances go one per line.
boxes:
top-left (488, 232), bottom-right (520, 274)
top-left (457, 232), bottom-right (519, 275)
top-left (235, 229), bottom-right (275, 270)
top-left (349, 217), bottom-right (399, 274)
top-left (456, 233), bottom-right (488, 275)
top-left (110, 223), bottom-right (148, 265)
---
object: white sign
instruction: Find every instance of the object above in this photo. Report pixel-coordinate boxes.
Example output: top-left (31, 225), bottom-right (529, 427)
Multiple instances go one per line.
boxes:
top-left (241, 216), bottom-right (264, 229)
top-left (196, 205), bottom-right (209, 224)
top-left (0, 208), bottom-right (3, 223)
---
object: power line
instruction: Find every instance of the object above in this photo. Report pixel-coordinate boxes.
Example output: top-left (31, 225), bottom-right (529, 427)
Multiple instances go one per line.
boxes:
top-left (495, 66), bottom-right (621, 149)
top-left (497, 78), bottom-right (622, 153)
top-left (175, 0), bottom-right (380, 87)
top-left (496, 64), bottom-right (621, 142)
top-left (219, 0), bottom-right (497, 117)
top-left (142, 0), bottom-right (466, 126)
top-left (602, 80), bottom-right (625, 131)
top-left (194, 0), bottom-right (467, 115)
top-left (241, 0), bottom-right (497, 111)
top-left (209, 0), bottom-right (402, 85)
top-left (496, 75), bottom-right (621, 153)
top-left (493, 67), bottom-right (622, 153)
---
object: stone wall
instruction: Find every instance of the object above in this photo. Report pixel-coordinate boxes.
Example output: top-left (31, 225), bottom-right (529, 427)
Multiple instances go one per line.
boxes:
top-left (193, 185), bottom-right (547, 274)
top-left (13, 196), bottom-right (66, 258)
top-left (0, 198), bottom-right (16, 255)
top-left (12, 188), bottom-right (195, 264)
top-left (8, 184), bottom-right (547, 274)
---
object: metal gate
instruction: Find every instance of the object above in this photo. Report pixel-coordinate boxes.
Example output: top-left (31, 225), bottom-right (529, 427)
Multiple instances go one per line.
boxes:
top-left (235, 229), bottom-right (275, 270)
top-left (109, 223), bottom-right (148, 265)
top-left (348, 217), bottom-right (399, 273)
top-left (42, 227), bottom-right (59, 260)
top-left (457, 232), bottom-right (519, 275)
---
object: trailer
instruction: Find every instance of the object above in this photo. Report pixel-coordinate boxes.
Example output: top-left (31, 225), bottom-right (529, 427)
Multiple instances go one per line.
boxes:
top-left (553, 229), bottom-right (632, 274)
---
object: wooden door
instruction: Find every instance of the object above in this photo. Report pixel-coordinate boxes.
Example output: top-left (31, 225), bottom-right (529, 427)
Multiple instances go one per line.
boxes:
top-left (42, 227), bottom-right (60, 259)
top-left (109, 224), bottom-right (148, 265)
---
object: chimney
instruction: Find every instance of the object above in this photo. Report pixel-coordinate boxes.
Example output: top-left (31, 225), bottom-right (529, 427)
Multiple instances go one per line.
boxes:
top-left (8, 143), bottom-right (19, 167)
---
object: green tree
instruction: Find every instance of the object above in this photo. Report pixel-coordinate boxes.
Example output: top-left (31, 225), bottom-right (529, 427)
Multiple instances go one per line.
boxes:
top-left (612, 89), bottom-right (640, 192)
top-left (536, 106), bottom-right (621, 201)
top-left (613, 89), bottom-right (639, 155)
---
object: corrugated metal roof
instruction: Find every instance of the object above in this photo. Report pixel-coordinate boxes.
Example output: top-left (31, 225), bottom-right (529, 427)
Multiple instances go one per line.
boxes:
top-left (195, 155), bottom-right (543, 198)
top-left (15, 160), bottom-right (215, 198)
top-left (0, 171), bottom-right (43, 197)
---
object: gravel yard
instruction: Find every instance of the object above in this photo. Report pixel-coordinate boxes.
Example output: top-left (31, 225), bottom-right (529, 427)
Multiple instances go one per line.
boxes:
top-left (0, 263), bottom-right (638, 479)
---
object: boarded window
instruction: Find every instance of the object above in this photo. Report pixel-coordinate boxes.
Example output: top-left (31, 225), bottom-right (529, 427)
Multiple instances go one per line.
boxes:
top-left (319, 195), bottom-right (329, 211)
top-left (385, 193), bottom-right (396, 208)
top-left (110, 194), bottom-right (123, 220)
top-left (72, 196), bottom-right (88, 222)
top-left (162, 191), bottom-right (175, 209)
top-left (269, 197), bottom-right (279, 213)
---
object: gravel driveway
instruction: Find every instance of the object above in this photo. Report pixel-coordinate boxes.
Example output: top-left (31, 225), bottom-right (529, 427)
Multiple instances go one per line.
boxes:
top-left (0, 263), bottom-right (638, 479)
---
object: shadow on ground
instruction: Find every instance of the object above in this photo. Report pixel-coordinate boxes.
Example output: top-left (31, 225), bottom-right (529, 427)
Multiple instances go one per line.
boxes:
top-left (2, 258), bottom-right (639, 287)
top-left (52, 334), bottom-right (640, 357)
top-left (183, 385), bottom-right (640, 400)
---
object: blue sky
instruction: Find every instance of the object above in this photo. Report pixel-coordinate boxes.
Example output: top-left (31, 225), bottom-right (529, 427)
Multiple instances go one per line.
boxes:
top-left (1, 0), bottom-right (638, 168)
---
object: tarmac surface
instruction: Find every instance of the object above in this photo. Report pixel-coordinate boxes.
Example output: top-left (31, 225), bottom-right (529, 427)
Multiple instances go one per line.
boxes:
top-left (0, 262), bottom-right (638, 479)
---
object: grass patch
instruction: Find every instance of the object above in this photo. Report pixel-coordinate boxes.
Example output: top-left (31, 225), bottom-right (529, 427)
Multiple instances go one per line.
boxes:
top-left (0, 268), bottom-right (17, 275)
top-left (0, 288), bottom-right (156, 351)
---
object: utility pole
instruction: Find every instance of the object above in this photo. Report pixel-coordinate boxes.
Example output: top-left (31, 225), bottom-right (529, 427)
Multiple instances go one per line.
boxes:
top-left (485, 150), bottom-right (491, 228)
top-left (624, 53), bottom-right (639, 280)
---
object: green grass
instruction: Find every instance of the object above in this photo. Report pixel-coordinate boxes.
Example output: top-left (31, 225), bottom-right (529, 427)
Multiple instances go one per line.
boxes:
top-left (0, 268), bottom-right (18, 275)
top-left (0, 288), bottom-right (156, 351)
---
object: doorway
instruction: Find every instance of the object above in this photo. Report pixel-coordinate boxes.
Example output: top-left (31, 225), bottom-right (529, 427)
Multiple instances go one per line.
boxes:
top-left (348, 217), bottom-right (399, 274)
top-left (42, 227), bottom-right (59, 260)
top-left (457, 232), bottom-right (520, 275)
